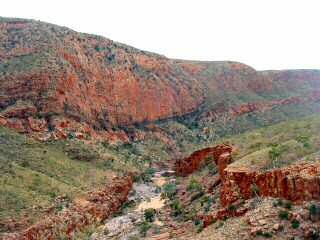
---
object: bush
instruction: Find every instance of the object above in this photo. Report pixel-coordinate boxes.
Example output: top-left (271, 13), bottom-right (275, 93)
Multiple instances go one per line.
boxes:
top-left (197, 225), bottom-right (204, 233)
top-left (133, 175), bottom-right (142, 183)
top-left (278, 210), bottom-right (289, 220)
top-left (162, 182), bottom-right (177, 200)
top-left (228, 204), bottom-right (235, 211)
top-left (194, 219), bottom-right (201, 225)
top-left (187, 177), bottom-right (202, 192)
top-left (163, 182), bottom-right (176, 192)
top-left (170, 199), bottom-right (183, 217)
top-left (263, 232), bottom-right (273, 238)
top-left (291, 219), bottom-right (300, 229)
top-left (250, 183), bottom-right (260, 196)
top-left (309, 203), bottom-right (318, 216)
top-left (144, 208), bottom-right (155, 222)
top-left (204, 197), bottom-right (213, 213)
top-left (285, 200), bottom-right (293, 209)
top-left (208, 163), bottom-right (218, 174)
top-left (215, 220), bottom-right (224, 229)
top-left (145, 168), bottom-right (157, 175)
top-left (139, 221), bottom-right (150, 237)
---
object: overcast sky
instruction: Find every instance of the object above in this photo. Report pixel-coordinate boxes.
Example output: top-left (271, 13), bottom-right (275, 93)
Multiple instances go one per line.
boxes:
top-left (1, 0), bottom-right (319, 70)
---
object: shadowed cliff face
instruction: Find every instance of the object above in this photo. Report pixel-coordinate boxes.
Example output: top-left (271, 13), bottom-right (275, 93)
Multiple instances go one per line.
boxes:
top-left (1, 17), bottom-right (320, 138)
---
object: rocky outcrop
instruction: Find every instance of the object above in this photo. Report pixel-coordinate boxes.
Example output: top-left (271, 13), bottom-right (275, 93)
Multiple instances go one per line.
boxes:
top-left (212, 144), bottom-right (233, 180)
top-left (220, 163), bottom-right (320, 206)
top-left (174, 144), bottom-right (233, 176)
top-left (2, 174), bottom-right (133, 240)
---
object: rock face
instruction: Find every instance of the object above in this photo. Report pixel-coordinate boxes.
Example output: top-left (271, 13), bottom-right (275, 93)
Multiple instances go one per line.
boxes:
top-left (174, 144), bottom-right (233, 176)
top-left (1, 18), bottom-right (320, 140)
top-left (220, 163), bottom-right (320, 206)
top-left (2, 174), bottom-right (133, 240)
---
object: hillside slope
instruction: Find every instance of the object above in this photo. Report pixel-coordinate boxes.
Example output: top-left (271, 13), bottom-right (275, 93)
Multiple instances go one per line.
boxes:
top-left (1, 17), bottom-right (320, 141)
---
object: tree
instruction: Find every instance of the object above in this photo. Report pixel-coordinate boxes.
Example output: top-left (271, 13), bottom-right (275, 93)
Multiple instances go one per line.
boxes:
top-left (250, 183), bottom-right (261, 202)
top-left (268, 144), bottom-right (288, 168)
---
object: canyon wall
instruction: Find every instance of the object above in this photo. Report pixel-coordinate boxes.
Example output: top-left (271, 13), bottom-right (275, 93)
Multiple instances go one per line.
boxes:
top-left (1, 18), bottom-right (320, 140)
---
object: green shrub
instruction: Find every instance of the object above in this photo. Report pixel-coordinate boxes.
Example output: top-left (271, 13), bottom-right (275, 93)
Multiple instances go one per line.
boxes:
top-left (133, 175), bottom-right (142, 183)
top-left (228, 204), bottom-right (235, 211)
top-left (55, 202), bottom-right (63, 213)
top-left (250, 183), bottom-right (260, 196)
top-left (170, 199), bottom-right (183, 217)
top-left (256, 230), bottom-right (263, 236)
top-left (197, 225), bottom-right (204, 233)
top-left (144, 208), bottom-right (155, 222)
top-left (263, 232), bottom-right (273, 238)
top-left (277, 198), bottom-right (283, 206)
top-left (163, 182), bottom-right (176, 192)
top-left (309, 203), bottom-right (318, 216)
top-left (215, 220), bottom-right (224, 229)
top-left (208, 163), bottom-right (218, 174)
top-left (139, 221), bottom-right (150, 237)
top-left (145, 168), bottom-right (157, 175)
top-left (284, 200), bottom-right (293, 209)
top-left (162, 182), bottom-right (177, 200)
top-left (187, 177), bottom-right (202, 192)
top-left (291, 219), bottom-right (300, 229)
top-left (194, 219), bottom-right (201, 225)
top-left (278, 210), bottom-right (289, 220)
top-left (205, 197), bottom-right (213, 213)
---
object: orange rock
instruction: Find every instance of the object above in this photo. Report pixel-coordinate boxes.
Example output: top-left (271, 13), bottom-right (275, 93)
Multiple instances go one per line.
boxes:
top-left (174, 144), bottom-right (233, 176)
top-left (220, 163), bottom-right (320, 206)
top-left (1, 18), bottom-right (320, 142)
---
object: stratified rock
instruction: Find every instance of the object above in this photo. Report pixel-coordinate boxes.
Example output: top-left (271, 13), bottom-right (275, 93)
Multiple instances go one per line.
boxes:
top-left (1, 18), bottom-right (320, 141)
top-left (220, 163), bottom-right (320, 206)
top-left (174, 144), bottom-right (233, 176)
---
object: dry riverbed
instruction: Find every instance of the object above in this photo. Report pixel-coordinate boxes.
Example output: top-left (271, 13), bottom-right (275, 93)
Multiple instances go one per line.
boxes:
top-left (91, 174), bottom-right (168, 240)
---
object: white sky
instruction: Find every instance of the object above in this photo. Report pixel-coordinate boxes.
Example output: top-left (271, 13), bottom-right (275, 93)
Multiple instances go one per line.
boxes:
top-left (1, 0), bottom-right (320, 70)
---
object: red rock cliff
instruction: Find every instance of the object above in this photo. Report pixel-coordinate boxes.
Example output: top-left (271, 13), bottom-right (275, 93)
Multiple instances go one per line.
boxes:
top-left (220, 163), bottom-right (320, 206)
top-left (1, 18), bottom-right (320, 139)
top-left (174, 144), bottom-right (233, 176)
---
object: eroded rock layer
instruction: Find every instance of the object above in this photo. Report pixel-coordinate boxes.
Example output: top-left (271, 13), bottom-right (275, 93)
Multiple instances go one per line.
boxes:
top-left (174, 144), bottom-right (233, 176)
top-left (220, 163), bottom-right (320, 206)
top-left (1, 18), bottom-right (320, 140)
top-left (2, 174), bottom-right (133, 240)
